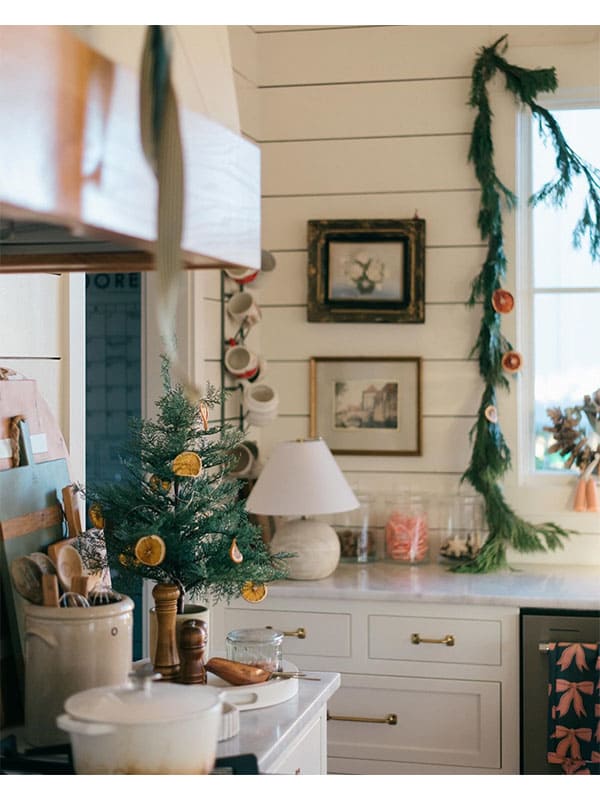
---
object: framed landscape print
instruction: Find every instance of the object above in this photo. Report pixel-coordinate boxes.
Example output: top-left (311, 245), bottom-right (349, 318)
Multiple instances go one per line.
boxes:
top-left (307, 218), bottom-right (425, 323)
top-left (309, 356), bottom-right (422, 456)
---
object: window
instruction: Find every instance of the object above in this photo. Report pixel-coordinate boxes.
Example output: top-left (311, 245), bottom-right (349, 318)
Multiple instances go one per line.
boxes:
top-left (523, 103), bottom-right (600, 475)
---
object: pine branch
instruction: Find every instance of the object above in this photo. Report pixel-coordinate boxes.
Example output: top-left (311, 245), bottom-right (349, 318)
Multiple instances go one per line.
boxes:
top-left (460, 34), bottom-right (593, 571)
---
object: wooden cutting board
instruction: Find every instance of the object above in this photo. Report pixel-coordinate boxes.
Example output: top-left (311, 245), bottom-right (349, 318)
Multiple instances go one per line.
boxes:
top-left (0, 419), bottom-right (70, 697)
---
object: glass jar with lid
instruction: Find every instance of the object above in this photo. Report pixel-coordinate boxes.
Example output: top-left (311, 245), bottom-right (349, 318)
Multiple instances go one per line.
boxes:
top-left (225, 628), bottom-right (283, 672)
top-left (335, 494), bottom-right (377, 563)
top-left (384, 492), bottom-right (429, 564)
top-left (439, 494), bottom-right (487, 563)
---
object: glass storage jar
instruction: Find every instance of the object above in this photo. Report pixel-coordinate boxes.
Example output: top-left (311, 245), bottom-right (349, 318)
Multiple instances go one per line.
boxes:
top-left (384, 493), bottom-right (429, 564)
top-left (439, 494), bottom-right (487, 563)
top-left (335, 494), bottom-right (377, 563)
top-left (225, 628), bottom-right (283, 672)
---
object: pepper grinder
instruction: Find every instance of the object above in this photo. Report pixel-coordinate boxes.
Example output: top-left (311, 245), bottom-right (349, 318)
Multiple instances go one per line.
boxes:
top-left (178, 619), bottom-right (208, 684)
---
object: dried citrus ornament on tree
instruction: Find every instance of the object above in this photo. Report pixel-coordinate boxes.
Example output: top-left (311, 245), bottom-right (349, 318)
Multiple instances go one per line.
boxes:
top-left (229, 538), bottom-right (243, 564)
top-left (241, 580), bottom-right (267, 603)
top-left (134, 534), bottom-right (166, 566)
top-left (88, 503), bottom-right (105, 529)
top-left (149, 474), bottom-right (171, 492)
top-left (172, 451), bottom-right (203, 477)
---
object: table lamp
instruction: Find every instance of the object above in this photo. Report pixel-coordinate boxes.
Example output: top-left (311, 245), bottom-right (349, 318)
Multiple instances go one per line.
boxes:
top-left (245, 438), bottom-right (359, 580)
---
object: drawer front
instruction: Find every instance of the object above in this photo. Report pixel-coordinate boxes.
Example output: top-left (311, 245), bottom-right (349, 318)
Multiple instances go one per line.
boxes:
top-left (327, 673), bottom-right (501, 769)
top-left (369, 613), bottom-right (501, 666)
top-left (223, 607), bottom-right (351, 659)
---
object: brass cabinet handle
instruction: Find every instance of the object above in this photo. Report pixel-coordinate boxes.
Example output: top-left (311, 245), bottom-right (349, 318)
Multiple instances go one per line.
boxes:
top-left (411, 633), bottom-right (455, 646)
top-left (266, 625), bottom-right (306, 639)
top-left (327, 711), bottom-right (397, 726)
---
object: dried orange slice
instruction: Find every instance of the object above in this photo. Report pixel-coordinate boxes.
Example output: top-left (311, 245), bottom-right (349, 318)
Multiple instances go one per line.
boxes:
top-left (484, 405), bottom-right (498, 423)
top-left (134, 534), bottom-right (166, 566)
top-left (229, 538), bottom-right (243, 564)
top-left (172, 451), bottom-right (203, 477)
top-left (491, 289), bottom-right (514, 314)
top-left (88, 503), bottom-right (105, 529)
top-left (241, 580), bottom-right (267, 603)
top-left (501, 350), bottom-right (523, 374)
top-left (149, 474), bottom-right (171, 492)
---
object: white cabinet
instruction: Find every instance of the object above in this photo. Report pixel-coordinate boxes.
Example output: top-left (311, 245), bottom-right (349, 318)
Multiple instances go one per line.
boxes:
top-left (212, 594), bottom-right (519, 774)
top-left (268, 710), bottom-right (327, 774)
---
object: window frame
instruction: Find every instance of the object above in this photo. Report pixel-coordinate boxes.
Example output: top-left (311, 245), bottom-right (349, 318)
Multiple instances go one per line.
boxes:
top-left (515, 90), bottom-right (600, 499)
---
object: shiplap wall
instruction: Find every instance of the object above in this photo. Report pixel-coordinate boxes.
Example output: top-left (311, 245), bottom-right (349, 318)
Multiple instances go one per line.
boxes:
top-left (227, 24), bottom-right (600, 564)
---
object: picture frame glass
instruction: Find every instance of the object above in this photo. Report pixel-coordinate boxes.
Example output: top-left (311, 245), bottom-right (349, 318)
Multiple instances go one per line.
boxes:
top-left (311, 357), bottom-right (421, 456)
top-left (328, 241), bottom-right (405, 302)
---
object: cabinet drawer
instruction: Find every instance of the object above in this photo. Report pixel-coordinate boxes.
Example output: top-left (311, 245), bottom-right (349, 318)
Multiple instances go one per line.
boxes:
top-left (369, 613), bottom-right (501, 666)
top-left (327, 673), bottom-right (501, 769)
top-left (223, 607), bottom-right (351, 658)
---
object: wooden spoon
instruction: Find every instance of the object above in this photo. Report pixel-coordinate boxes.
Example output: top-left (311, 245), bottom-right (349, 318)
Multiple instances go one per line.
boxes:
top-left (205, 657), bottom-right (317, 686)
top-left (55, 544), bottom-right (84, 592)
top-left (29, 552), bottom-right (58, 577)
top-left (10, 556), bottom-right (44, 604)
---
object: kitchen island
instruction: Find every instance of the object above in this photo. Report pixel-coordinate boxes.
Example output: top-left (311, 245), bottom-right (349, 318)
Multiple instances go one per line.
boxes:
top-left (217, 669), bottom-right (340, 774)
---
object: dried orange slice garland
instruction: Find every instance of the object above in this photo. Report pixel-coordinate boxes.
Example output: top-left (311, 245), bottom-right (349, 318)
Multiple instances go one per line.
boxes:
top-left (134, 534), bottom-right (167, 566)
top-left (241, 580), bottom-right (267, 603)
top-left (172, 451), bottom-right (203, 477)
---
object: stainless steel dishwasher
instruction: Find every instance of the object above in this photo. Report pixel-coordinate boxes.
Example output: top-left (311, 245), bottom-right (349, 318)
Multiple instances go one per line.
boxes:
top-left (520, 608), bottom-right (600, 774)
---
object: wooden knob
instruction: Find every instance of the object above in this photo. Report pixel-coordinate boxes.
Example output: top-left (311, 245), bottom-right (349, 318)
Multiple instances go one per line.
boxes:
top-left (178, 619), bottom-right (208, 685)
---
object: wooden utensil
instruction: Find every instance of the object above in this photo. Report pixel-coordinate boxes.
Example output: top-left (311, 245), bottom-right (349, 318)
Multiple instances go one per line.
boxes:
top-left (10, 555), bottom-right (43, 604)
top-left (29, 551), bottom-right (57, 577)
top-left (71, 574), bottom-right (93, 599)
top-left (55, 544), bottom-right (84, 592)
top-left (205, 656), bottom-right (318, 686)
top-left (41, 573), bottom-right (60, 606)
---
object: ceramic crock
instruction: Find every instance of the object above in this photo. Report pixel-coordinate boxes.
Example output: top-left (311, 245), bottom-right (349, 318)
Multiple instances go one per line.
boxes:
top-left (24, 595), bottom-right (134, 747)
top-left (57, 668), bottom-right (223, 774)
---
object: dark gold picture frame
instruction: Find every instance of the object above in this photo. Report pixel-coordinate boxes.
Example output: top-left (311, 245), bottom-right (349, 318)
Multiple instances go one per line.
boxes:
top-left (309, 356), bottom-right (422, 456)
top-left (307, 218), bottom-right (425, 323)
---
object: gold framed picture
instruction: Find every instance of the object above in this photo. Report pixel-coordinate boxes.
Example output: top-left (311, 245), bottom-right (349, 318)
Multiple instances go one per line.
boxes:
top-left (309, 356), bottom-right (422, 456)
top-left (307, 218), bottom-right (425, 323)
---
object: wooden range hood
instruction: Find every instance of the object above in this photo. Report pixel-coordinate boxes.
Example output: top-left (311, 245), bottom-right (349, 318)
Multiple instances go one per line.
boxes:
top-left (0, 26), bottom-right (260, 274)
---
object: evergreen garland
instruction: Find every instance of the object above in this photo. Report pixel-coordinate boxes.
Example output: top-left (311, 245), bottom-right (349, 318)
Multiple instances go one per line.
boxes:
top-left (455, 35), bottom-right (600, 573)
top-left (79, 358), bottom-right (290, 611)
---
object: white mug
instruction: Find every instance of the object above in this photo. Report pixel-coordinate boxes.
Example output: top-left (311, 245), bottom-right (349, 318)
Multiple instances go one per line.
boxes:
top-left (226, 290), bottom-right (262, 328)
top-left (224, 266), bottom-right (259, 286)
top-left (244, 383), bottom-right (279, 427)
top-left (224, 344), bottom-right (260, 381)
top-left (230, 442), bottom-right (260, 479)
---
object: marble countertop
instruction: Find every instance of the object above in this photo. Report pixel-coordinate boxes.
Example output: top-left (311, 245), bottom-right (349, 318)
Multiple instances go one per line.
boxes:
top-left (261, 562), bottom-right (600, 610)
top-left (216, 669), bottom-right (340, 773)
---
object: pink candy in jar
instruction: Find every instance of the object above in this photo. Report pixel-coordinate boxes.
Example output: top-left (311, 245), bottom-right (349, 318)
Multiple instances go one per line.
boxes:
top-left (385, 496), bottom-right (429, 564)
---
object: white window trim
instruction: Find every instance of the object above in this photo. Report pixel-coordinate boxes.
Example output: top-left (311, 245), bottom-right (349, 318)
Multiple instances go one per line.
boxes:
top-left (511, 93), bottom-right (600, 541)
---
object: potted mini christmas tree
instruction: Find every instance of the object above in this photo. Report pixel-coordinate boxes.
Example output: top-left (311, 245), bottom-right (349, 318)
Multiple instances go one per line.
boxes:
top-left (79, 357), bottom-right (289, 678)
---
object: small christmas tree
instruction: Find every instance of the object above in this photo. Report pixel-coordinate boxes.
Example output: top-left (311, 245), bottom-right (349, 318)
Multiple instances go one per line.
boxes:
top-left (79, 357), bottom-right (289, 613)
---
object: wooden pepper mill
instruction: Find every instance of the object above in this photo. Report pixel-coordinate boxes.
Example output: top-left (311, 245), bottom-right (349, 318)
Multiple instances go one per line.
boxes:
top-left (152, 583), bottom-right (180, 680)
top-left (179, 619), bottom-right (208, 684)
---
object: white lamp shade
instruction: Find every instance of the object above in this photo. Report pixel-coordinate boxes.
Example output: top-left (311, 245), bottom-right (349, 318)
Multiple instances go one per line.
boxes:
top-left (245, 438), bottom-right (359, 517)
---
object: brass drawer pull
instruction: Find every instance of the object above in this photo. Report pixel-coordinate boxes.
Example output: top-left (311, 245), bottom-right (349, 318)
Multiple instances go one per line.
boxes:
top-left (411, 633), bottom-right (455, 646)
top-left (266, 625), bottom-right (306, 639)
top-left (327, 711), bottom-right (397, 726)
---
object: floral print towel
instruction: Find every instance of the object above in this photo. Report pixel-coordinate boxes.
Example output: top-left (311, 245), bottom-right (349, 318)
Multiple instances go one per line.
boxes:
top-left (547, 642), bottom-right (600, 774)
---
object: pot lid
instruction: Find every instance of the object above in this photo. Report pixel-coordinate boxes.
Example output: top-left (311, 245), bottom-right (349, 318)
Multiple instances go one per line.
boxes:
top-left (64, 664), bottom-right (222, 725)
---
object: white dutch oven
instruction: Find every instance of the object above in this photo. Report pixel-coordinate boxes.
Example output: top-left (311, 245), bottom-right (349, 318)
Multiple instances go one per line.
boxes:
top-left (57, 667), bottom-right (223, 774)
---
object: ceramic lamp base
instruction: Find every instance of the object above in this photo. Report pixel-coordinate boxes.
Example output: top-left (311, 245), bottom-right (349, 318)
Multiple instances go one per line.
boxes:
top-left (271, 517), bottom-right (340, 580)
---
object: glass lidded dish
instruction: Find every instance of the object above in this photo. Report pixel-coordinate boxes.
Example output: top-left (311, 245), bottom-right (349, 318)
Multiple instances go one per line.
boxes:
top-left (225, 627), bottom-right (284, 672)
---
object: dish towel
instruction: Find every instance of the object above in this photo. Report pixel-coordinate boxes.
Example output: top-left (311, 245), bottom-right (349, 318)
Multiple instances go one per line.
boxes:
top-left (547, 641), bottom-right (600, 774)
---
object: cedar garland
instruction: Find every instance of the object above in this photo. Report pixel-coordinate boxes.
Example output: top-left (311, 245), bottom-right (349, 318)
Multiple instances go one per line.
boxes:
top-left (455, 35), bottom-right (600, 573)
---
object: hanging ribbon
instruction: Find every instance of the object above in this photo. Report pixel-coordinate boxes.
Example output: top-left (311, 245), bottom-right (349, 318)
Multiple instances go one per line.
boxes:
top-left (139, 26), bottom-right (201, 403)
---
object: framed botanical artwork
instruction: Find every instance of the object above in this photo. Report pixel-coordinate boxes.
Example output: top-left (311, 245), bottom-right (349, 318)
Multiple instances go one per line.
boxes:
top-left (309, 356), bottom-right (422, 456)
top-left (307, 218), bottom-right (425, 323)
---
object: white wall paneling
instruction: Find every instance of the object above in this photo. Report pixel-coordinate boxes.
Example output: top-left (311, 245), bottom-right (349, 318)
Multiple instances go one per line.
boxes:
top-left (238, 24), bottom-right (600, 568)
